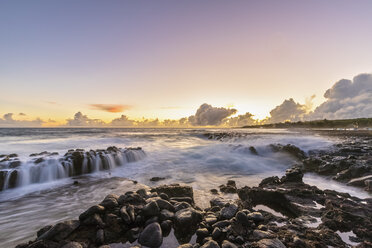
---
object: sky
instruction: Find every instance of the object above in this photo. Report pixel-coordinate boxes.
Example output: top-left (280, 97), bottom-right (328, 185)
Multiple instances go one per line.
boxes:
top-left (1, 0), bottom-right (372, 126)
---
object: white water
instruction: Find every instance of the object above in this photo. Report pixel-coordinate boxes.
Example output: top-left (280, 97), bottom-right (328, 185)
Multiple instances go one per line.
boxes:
top-left (0, 128), bottom-right (368, 247)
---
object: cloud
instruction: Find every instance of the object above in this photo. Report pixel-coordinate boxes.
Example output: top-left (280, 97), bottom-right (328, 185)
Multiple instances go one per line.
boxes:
top-left (66, 112), bottom-right (105, 126)
top-left (0, 113), bottom-right (44, 127)
top-left (266, 98), bottom-right (307, 123)
top-left (89, 104), bottom-right (131, 113)
top-left (309, 73), bottom-right (372, 119)
top-left (45, 101), bottom-right (58, 105)
top-left (225, 112), bottom-right (256, 126)
top-left (18, 113), bottom-right (26, 116)
top-left (110, 115), bottom-right (135, 126)
top-left (188, 103), bottom-right (237, 126)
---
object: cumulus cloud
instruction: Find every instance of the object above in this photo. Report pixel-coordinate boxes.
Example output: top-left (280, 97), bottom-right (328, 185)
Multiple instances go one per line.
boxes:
top-left (66, 112), bottom-right (105, 126)
top-left (266, 98), bottom-right (308, 123)
top-left (0, 113), bottom-right (44, 127)
top-left (18, 113), bottom-right (26, 116)
top-left (309, 73), bottom-right (372, 119)
top-left (225, 112), bottom-right (256, 126)
top-left (89, 104), bottom-right (131, 113)
top-left (188, 103), bottom-right (237, 126)
top-left (110, 115), bottom-right (135, 126)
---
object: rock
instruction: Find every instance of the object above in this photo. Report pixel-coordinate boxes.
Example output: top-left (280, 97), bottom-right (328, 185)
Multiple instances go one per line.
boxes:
top-left (259, 176), bottom-right (280, 187)
top-left (96, 229), bottom-right (104, 244)
top-left (159, 209), bottom-right (174, 221)
top-left (150, 177), bottom-right (166, 182)
top-left (210, 197), bottom-right (231, 208)
top-left (37, 225), bottom-right (52, 238)
top-left (38, 220), bottom-right (80, 241)
top-left (252, 230), bottom-right (275, 240)
top-left (127, 227), bottom-right (141, 243)
top-left (201, 240), bottom-right (220, 248)
top-left (142, 201), bottom-right (160, 217)
top-left (210, 189), bottom-right (219, 195)
top-left (171, 197), bottom-right (193, 204)
top-left (280, 167), bottom-right (303, 183)
top-left (82, 213), bottom-right (104, 227)
top-left (174, 208), bottom-right (203, 233)
top-left (221, 240), bottom-right (238, 248)
top-left (159, 193), bottom-right (169, 200)
top-left (156, 198), bottom-right (175, 212)
top-left (79, 205), bottom-right (105, 221)
top-left (178, 244), bottom-right (194, 248)
top-left (235, 211), bottom-right (250, 226)
top-left (247, 212), bottom-right (264, 222)
top-left (8, 170), bottom-right (18, 188)
top-left (174, 202), bottom-right (192, 212)
top-left (347, 175), bottom-right (372, 187)
top-left (212, 227), bottom-right (222, 240)
top-left (256, 238), bottom-right (286, 248)
top-left (196, 228), bottom-right (210, 239)
top-left (61, 242), bottom-right (83, 248)
top-left (249, 146), bottom-right (258, 155)
top-left (220, 204), bottom-right (238, 220)
top-left (153, 184), bottom-right (194, 200)
top-left (118, 192), bottom-right (145, 205)
top-left (160, 220), bottom-right (172, 236)
top-left (120, 206), bottom-right (131, 225)
top-left (100, 194), bottom-right (119, 209)
top-left (138, 222), bottom-right (163, 248)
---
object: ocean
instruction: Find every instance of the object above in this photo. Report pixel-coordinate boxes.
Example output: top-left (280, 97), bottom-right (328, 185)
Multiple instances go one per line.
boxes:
top-left (0, 128), bottom-right (369, 247)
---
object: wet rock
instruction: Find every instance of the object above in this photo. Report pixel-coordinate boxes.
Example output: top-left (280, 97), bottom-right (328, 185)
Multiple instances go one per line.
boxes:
top-left (270, 144), bottom-right (307, 160)
top-left (156, 198), bottom-right (175, 212)
top-left (120, 207), bottom-right (131, 225)
top-left (153, 184), bottom-right (194, 200)
top-left (256, 238), bottom-right (286, 248)
top-left (36, 225), bottom-right (52, 238)
top-left (142, 201), bottom-right (160, 217)
top-left (347, 175), bottom-right (372, 187)
top-left (38, 220), bottom-right (80, 241)
top-left (178, 244), bottom-right (194, 248)
top-left (220, 204), bottom-right (238, 220)
top-left (252, 230), bottom-right (275, 240)
top-left (221, 240), bottom-right (238, 248)
top-left (212, 227), bottom-right (222, 240)
top-left (61, 242), bottom-right (83, 248)
top-left (159, 192), bottom-right (169, 200)
top-left (138, 222), bottom-right (163, 248)
top-left (96, 229), bottom-right (104, 244)
top-left (249, 146), bottom-right (258, 155)
top-left (79, 205), bottom-right (105, 221)
top-left (201, 240), bottom-right (220, 248)
top-left (100, 194), bottom-right (119, 209)
top-left (196, 228), bottom-right (210, 239)
top-left (280, 167), bottom-right (303, 183)
top-left (210, 189), bottom-right (219, 195)
top-left (118, 192), bottom-right (145, 206)
top-left (160, 220), bottom-right (172, 236)
top-left (247, 212), bottom-right (264, 222)
top-left (159, 209), bottom-right (174, 221)
top-left (150, 177), bottom-right (166, 182)
top-left (174, 208), bottom-right (203, 237)
top-left (8, 170), bottom-right (18, 188)
top-left (171, 196), bottom-right (193, 205)
top-left (174, 201), bottom-right (192, 212)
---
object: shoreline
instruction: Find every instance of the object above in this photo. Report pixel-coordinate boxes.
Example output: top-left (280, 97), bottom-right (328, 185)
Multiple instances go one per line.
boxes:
top-left (15, 168), bottom-right (372, 248)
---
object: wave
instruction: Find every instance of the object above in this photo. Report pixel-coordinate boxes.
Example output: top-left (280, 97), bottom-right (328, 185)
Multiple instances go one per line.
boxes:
top-left (0, 147), bottom-right (146, 191)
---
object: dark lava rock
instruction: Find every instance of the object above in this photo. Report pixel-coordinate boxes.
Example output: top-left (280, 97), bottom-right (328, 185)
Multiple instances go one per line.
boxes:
top-left (138, 222), bottom-right (163, 248)
top-left (201, 240), bottom-right (220, 248)
top-left (150, 177), bottom-right (166, 182)
top-left (142, 201), bottom-right (160, 217)
top-left (221, 240), bottom-right (238, 248)
top-left (220, 204), bottom-right (238, 219)
top-left (255, 238), bottom-right (286, 248)
top-left (153, 184), bottom-right (194, 200)
top-left (61, 242), bottom-right (83, 248)
top-left (38, 220), bottom-right (80, 241)
top-left (280, 167), bottom-right (304, 183)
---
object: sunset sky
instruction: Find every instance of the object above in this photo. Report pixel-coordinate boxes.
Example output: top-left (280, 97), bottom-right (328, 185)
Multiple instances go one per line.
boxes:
top-left (1, 0), bottom-right (372, 126)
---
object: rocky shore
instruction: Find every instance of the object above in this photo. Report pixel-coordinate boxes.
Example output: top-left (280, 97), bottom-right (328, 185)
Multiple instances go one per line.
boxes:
top-left (205, 131), bottom-right (372, 193)
top-left (16, 167), bottom-right (372, 248)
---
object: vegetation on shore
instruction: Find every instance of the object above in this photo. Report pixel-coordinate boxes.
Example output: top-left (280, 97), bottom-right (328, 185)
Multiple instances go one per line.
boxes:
top-left (243, 118), bottom-right (372, 129)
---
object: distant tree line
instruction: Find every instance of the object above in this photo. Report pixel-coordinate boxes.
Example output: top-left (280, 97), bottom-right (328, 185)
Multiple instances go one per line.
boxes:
top-left (243, 118), bottom-right (372, 129)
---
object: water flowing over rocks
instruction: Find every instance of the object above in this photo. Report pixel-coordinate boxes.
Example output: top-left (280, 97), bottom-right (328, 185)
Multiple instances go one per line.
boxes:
top-left (0, 147), bottom-right (145, 191)
top-left (16, 169), bottom-right (372, 248)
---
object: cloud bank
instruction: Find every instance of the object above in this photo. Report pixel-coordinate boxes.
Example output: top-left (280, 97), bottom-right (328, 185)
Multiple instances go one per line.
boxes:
top-left (0, 113), bottom-right (44, 127)
top-left (3, 72), bottom-right (372, 127)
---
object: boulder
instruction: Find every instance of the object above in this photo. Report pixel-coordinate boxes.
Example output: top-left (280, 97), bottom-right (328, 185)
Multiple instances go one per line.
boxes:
top-left (138, 222), bottom-right (163, 248)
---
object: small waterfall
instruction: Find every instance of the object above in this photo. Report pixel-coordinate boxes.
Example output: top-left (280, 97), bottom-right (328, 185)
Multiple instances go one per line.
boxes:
top-left (0, 147), bottom-right (146, 191)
